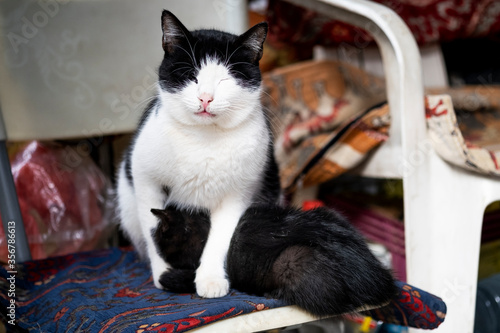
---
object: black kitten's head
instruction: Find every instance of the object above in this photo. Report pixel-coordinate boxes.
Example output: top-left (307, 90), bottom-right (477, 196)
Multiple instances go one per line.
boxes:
top-left (158, 11), bottom-right (268, 129)
top-left (151, 205), bottom-right (210, 259)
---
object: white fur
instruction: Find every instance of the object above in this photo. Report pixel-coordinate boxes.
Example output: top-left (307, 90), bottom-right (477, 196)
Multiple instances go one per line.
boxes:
top-left (117, 59), bottom-right (270, 297)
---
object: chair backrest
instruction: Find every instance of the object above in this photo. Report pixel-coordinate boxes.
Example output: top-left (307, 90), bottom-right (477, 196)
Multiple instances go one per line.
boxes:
top-left (0, 0), bottom-right (247, 141)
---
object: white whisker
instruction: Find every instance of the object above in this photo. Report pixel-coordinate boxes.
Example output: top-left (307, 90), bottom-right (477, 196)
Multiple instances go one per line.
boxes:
top-left (174, 45), bottom-right (195, 65)
top-left (134, 95), bottom-right (160, 112)
top-left (180, 68), bottom-right (196, 78)
top-left (192, 40), bottom-right (200, 70)
top-left (180, 30), bottom-right (198, 69)
top-left (261, 90), bottom-right (278, 106)
top-left (170, 66), bottom-right (194, 74)
top-left (174, 61), bottom-right (195, 67)
top-left (228, 61), bottom-right (253, 68)
top-left (230, 69), bottom-right (249, 79)
top-left (225, 44), bottom-right (244, 66)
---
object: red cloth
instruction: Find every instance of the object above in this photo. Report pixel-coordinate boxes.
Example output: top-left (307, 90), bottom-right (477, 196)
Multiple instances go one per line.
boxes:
top-left (267, 0), bottom-right (500, 46)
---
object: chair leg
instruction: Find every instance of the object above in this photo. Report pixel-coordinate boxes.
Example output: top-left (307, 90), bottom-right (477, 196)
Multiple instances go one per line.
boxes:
top-left (405, 150), bottom-right (499, 333)
top-left (0, 140), bottom-right (31, 262)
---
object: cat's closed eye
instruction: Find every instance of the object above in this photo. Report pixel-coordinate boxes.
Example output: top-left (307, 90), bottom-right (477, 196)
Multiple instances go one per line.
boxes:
top-left (217, 78), bottom-right (230, 86)
top-left (190, 74), bottom-right (198, 84)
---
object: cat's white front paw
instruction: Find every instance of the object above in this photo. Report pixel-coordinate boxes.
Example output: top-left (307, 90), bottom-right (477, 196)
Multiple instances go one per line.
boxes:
top-left (153, 276), bottom-right (165, 290)
top-left (196, 277), bottom-right (229, 298)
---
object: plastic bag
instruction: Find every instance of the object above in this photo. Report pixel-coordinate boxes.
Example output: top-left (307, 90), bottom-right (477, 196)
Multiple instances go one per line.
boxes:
top-left (0, 141), bottom-right (114, 261)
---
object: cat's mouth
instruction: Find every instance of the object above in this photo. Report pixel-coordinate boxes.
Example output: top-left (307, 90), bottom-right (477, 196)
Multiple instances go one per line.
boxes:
top-left (195, 111), bottom-right (216, 118)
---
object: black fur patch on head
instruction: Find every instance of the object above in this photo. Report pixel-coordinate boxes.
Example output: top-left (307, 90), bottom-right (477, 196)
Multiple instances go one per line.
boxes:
top-left (159, 10), bottom-right (267, 93)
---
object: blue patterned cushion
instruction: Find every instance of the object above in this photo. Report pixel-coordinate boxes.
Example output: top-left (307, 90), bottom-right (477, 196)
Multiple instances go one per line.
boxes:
top-left (0, 248), bottom-right (446, 332)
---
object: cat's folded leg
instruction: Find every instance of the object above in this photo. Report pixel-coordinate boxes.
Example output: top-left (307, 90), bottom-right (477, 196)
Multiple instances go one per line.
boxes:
top-left (135, 181), bottom-right (171, 289)
top-left (195, 195), bottom-right (246, 298)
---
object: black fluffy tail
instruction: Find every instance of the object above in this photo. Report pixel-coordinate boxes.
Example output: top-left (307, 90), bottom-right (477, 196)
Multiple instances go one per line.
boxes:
top-left (268, 246), bottom-right (397, 317)
top-left (159, 269), bottom-right (196, 293)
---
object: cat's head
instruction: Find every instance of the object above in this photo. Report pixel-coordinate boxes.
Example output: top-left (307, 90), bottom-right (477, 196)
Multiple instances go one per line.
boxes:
top-left (158, 10), bottom-right (268, 129)
top-left (151, 205), bottom-right (210, 248)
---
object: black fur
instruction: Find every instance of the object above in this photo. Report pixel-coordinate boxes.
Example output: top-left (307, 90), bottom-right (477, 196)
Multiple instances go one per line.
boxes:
top-left (123, 97), bottom-right (159, 187)
top-left (124, 147), bottom-right (133, 185)
top-left (162, 185), bottom-right (171, 197)
top-left (153, 205), bottom-right (397, 316)
top-left (151, 206), bottom-right (209, 293)
top-left (158, 269), bottom-right (196, 293)
top-left (251, 139), bottom-right (282, 204)
top-left (151, 206), bottom-right (210, 271)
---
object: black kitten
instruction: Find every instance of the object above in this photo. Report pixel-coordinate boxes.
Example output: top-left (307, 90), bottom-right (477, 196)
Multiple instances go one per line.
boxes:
top-left (151, 206), bottom-right (210, 292)
top-left (151, 205), bottom-right (396, 316)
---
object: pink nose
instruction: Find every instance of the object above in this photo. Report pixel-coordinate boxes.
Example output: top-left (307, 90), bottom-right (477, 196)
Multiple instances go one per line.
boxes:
top-left (199, 93), bottom-right (213, 111)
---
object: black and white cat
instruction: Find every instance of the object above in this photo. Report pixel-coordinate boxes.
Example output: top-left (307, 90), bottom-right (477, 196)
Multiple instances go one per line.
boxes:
top-left (151, 205), bottom-right (397, 316)
top-left (116, 11), bottom-right (281, 298)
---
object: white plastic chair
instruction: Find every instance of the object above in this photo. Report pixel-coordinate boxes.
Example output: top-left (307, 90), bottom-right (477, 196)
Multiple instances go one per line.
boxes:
top-left (1, 0), bottom-right (496, 331)
top-left (285, 0), bottom-right (500, 332)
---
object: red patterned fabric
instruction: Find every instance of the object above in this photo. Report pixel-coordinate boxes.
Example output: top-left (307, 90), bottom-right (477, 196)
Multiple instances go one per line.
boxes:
top-left (425, 88), bottom-right (500, 177)
top-left (363, 284), bottom-right (447, 329)
top-left (267, 0), bottom-right (500, 46)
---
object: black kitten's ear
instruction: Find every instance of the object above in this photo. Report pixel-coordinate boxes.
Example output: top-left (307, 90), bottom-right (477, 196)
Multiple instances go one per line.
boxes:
top-left (236, 22), bottom-right (268, 62)
top-left (151, 208), bottom-right (167, 219)
top-left (161, 10), bottom-right (192, 53)
top-left (151, 208), bottom-right (172, 231)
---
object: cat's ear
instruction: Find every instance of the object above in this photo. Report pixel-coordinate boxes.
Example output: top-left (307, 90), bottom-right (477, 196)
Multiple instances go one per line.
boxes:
top-left (151, 209), bottom-right (170, 232)
top-left (236, 22), bottom-right (268, 62)
top-left (161, 10), bottom-right (192, 53)
top-left (151, 208), bottom-right (168, 220)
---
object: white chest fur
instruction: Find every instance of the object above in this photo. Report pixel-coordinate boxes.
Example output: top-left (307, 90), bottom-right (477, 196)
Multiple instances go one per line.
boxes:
top-left (132, 105), bottom-right (269, 210)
